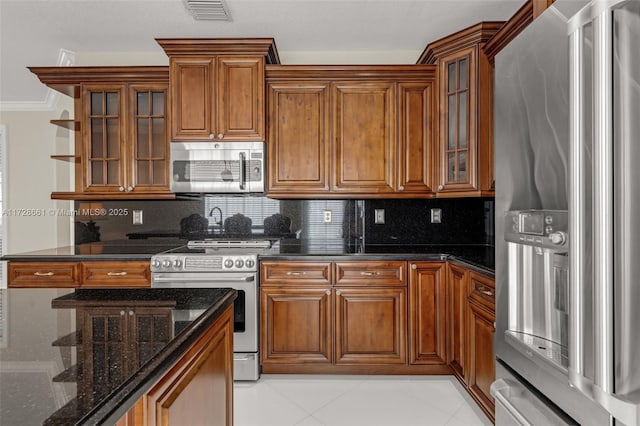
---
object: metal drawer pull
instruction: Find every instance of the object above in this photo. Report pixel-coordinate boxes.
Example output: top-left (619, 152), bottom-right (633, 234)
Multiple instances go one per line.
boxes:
top-left (477, 285), bottom-right (493, 297)
top-left (286, 271), bottom-right (306, 276)
top-left (107, 271), bottom-right (128, 276)
top-left (34, 271), bottom-right (54, 277)
top-left (360, 271), bottom-right (379, 276)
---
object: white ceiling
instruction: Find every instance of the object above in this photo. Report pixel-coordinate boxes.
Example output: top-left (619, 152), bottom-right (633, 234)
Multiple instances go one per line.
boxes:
top-left (0, 0), bottom-right (523, 105)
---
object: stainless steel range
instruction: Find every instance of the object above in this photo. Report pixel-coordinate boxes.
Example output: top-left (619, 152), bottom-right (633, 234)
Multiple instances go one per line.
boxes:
top-left (151, 239), bottom-right (271, 381)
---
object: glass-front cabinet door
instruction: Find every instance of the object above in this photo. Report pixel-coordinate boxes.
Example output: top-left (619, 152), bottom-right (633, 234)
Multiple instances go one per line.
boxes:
top-left (82, 84), bottom-right (126, 192)
top-left (130, 84), bottom-right (170, 193)
top-left (438, 47), bottom-right (478, 193)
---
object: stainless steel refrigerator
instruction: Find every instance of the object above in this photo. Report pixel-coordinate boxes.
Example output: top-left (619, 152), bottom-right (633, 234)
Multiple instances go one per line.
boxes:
top-left (492, 1), bottom-right (640, 425)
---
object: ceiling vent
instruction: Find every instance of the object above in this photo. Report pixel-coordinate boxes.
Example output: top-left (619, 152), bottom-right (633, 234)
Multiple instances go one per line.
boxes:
top-left (183, 0), bottom-right (231, 21)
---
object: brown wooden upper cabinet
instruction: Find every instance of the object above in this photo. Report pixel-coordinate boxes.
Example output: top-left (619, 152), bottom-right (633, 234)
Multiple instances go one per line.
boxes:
top-left (28, 66), bottom-right (173, 200)
top-left (265, 66), bottom-right (436, 198)
top-left (418, 22), bottom-right (502, 197)
top-left (156, 39), bottom-right (280, 142)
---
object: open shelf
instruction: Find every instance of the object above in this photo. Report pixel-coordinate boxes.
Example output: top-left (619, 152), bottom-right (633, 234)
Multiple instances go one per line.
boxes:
top-left (52, 364), bottom-right (80, 383)
top-left (50, 155), bottom-right (79, 162)
top-left (52, 331), bottom-right (81, 347)
top-left (50, 119), bottom-right (80, 131)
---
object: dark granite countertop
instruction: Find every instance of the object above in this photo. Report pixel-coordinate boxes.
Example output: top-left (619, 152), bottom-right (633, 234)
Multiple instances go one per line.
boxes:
top-left (0, 287), bottom-right (236, 426)
top-left (262, 240), bottom-right (495, 274)
top-left (1, 239), bottom-right (187, 261)
top-left (2, 239), bottom-right (494, 274)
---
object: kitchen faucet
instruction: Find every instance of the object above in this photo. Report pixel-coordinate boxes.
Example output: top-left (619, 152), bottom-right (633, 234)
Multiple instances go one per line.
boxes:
top-left (208, 206), bottom-right (223, 234)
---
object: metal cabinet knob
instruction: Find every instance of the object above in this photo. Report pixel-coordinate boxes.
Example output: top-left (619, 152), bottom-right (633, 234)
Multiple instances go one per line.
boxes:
top-left (411, 264), bottom-right (417, 270)
top-left (120, 310), bottom-right (125, 316)
top-left (209, 133), bottom-right (215, 139)
top-left (438, 185), bottom-right (444, 191)
top-left (127, 186), bottom-right (133, 192)
top-left (218, 133), bottom-right (224, 139)
top-left (326, 290), bottom-right (331, 295)
top-left (399, 185), bottom-right (404, 191)
top-left (129, 310), bottom-right (134, 316)
top-left (336, 290), bottom-right (342, 295)
top-left (119, 186), bottom-right (125, 192)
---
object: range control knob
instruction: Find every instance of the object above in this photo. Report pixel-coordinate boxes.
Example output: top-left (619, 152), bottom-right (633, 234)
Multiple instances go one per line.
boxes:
top-left (245, 259), bottom-right (255, 269)
top-left (224, 258), bottom-right (234, 269)
top-left (151, 259), bottom-right (161, 269)
top-left (173, 259), bottom-right (183, 268)
top-left (549, 231), bottom-right (567, 245)
top-left (235, 259), bottom-right (245, 268)
top-left (162, 260), bottom-right (172, 268)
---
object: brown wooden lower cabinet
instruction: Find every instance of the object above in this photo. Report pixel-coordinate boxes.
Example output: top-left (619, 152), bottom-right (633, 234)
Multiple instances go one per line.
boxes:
top-left (261, 287), bottom-right (332, 364)
top-left (447, 262), bottom-right (469, 381)
top-left (8, 261), bottom-right (81, 287)
top-left (408, 262), bottom-right (446, 365)
top-left (467, 299), bottom-right (495, 421)
top-left (7, 260), bottom-right (151, 288)
top-left (116, 304), bottom-right (234, 426)
top-left (335, 287), bottom-right (406, 364)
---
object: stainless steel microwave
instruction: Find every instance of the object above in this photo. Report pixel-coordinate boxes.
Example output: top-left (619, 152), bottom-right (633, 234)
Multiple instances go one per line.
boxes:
top-left (170, 141), bottom-right (265, 194)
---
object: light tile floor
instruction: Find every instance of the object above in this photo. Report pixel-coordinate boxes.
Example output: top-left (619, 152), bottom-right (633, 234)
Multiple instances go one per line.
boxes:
top-left (234, 375), bottom-right (492, 426)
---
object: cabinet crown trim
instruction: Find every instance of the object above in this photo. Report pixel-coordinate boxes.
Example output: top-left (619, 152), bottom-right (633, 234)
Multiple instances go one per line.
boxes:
top-left (156, 38), bottom-right (280, 64)
top-left (265, 64), bottom-right (436, 81)
top-left (417, 21), bottom-right (504, 64)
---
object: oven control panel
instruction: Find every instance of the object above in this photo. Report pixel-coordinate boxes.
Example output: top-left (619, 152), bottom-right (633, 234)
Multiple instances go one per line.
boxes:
top-left (151, 254), bottom-right (258, 273)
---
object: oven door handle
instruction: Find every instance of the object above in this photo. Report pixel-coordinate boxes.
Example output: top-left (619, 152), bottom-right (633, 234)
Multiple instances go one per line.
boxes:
top-left (152, 275), bottom-right (255, 283)
top-left (239, 152), bottom-right (246, 190)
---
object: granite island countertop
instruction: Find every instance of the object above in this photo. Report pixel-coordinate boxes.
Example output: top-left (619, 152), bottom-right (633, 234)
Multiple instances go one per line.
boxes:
top-left (0, 287), bottom-right (236, 425)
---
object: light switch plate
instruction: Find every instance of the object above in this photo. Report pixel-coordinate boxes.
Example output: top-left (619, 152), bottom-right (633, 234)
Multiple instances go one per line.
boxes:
top-left (430, 208), bottom-right (442, 224)
top-left (374, 209), bottom-right (385, 224)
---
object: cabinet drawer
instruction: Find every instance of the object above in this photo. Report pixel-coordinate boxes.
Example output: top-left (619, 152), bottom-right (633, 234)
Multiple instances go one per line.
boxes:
top-left (260, 261), bottom-right (332, 285)
top-left (334, 261), bottom-right (406, 286)
top-left (8, 262), bottom-right (80, 287)
top-left (468, 271), bottom-right (495, 312)
top-left (81, 261), bottom-right (151, 288)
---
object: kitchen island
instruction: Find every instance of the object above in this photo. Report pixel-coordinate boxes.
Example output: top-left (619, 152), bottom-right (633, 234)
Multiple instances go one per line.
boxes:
top-left (0, 287), bottom-right (236, 425)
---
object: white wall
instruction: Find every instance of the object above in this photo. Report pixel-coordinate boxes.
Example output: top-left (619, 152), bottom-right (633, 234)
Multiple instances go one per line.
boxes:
top-left (0, 94), bottom-right (74, 254)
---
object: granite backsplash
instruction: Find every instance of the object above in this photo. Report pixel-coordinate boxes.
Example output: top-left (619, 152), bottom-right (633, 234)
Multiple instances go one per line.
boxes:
top-left (74, 196), bottom-right (494, 247)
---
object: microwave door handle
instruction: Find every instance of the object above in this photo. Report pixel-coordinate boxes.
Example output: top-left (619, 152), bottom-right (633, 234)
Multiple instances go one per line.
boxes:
top-left (239, 152), bottom-right (246, 190)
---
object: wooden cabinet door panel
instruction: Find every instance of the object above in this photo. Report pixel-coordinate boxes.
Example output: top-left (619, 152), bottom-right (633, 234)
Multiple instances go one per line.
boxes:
top-left (170, 57), bottom-right (215, 141)
top-left (335, 288), bottom-right (406, 364)
top-left (217, 56), bottom-right (264, 140)
top-left (332, 82), bottom-right (396, 193)
top-left (261, 288), bottom-right (332, 364)
top-left (398, 82), bottom-right (434, 193)
top-left (409, 262), bottom-right (446, 364)
top-left (81, 261), bottom-right (151, 288)
top-left (261, 261), bottom-right (332, 286)
top-left (267, 82), bottom-right (330, 193)
top-left (8, 262), bottom-right (80, 287)
top-left (334, 261), bottom-right (406, 287)
top-left (468, 301), bottom-right (495, 419)
top-left (146, 306), bottom-right (234, 426)
top-left (447, 263), bottom-right (469, 382)
top-left (128, 83), bottom-right (171, 193)
top-left (82, 84), bottom-right (127, 192)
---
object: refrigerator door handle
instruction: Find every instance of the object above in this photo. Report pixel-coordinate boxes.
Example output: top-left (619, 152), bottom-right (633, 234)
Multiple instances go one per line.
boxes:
top-left (490, 379), bottom-right (533, 426)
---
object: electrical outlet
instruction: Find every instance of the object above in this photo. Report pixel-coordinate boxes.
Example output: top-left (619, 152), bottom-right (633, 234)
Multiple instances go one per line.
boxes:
top-left (374, 209), bottom-right (385, 224)
top-left (323, 210), bottom-right (332, 223)
top-left (133, 210), bottom-right (143, 225)
top-left (430, 208), bottom-right (442, 224)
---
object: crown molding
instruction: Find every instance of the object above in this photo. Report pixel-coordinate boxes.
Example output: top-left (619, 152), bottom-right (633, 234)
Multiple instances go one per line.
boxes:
top-left (0, 48), bottom-right (75, 112)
